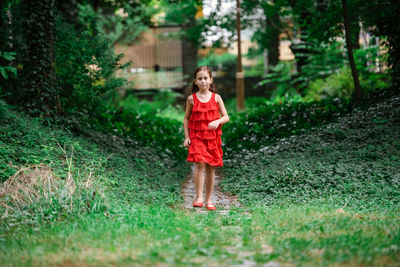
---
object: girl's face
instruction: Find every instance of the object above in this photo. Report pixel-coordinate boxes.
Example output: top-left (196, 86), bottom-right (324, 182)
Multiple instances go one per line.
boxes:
top-left (195, 70), bottom-right (213, 90)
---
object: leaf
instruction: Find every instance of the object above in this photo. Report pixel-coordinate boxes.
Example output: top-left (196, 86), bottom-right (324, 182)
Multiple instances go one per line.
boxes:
top-left (0, 68), bottom-right (8, 79)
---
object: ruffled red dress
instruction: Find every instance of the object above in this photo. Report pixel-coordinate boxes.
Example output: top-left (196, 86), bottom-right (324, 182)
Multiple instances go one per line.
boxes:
top-left (186, 92), bottom-right (223, 167)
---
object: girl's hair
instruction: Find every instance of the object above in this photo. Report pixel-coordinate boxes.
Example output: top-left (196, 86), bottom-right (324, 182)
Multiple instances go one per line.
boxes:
top-left (184, 66), bottom-right (217, 111)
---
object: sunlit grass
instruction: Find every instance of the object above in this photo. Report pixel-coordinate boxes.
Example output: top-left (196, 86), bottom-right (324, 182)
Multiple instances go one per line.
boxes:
top-left (1, 203), bottom-right (399, 266)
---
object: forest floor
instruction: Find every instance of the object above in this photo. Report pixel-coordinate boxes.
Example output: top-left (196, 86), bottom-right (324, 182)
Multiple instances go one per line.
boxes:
top-left (1, 91), bottom-right (400, 266)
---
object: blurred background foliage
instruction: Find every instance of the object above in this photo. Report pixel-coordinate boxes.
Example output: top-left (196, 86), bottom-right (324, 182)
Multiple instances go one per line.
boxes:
top-left (0, 0), bottom-right (398, 158)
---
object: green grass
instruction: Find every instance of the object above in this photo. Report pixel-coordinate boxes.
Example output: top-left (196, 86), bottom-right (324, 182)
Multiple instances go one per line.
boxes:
top-left (220, 92), bottom-right (400, 211)
top-left (1, 89), bottom-right (400, 266)
top-left (0, 101), bottom-right (186, 225)
top-left (1, 203), bottom-right (399, 266)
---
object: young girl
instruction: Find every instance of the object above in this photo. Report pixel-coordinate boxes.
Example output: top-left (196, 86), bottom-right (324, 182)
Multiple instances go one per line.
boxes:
top-left (183, 66), bottom-right (229, 210)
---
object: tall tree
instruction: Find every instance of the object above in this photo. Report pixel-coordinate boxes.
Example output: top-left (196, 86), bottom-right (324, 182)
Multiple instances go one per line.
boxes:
top-left (236, 0), bottom-right (245, 110)
top-left (17, 0), bottom-right (59, 116)
top-left (341, 0), bottom-right (361, 100)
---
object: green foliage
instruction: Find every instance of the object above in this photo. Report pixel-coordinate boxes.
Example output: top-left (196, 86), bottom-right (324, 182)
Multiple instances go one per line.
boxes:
top-left (163, 0), bottom-right (203, 45)
top-left (223, 97), bottom-right (351, 155)
top-left (77, 3), bottom-right (153, 45)
top-left (0, 52), bottom-right (17, 81)
top-left (243, 51), bottom-right (265, 77)
top-left (198, 51), bottom-right (237, 74)
top-left (256, 61), bottom-right (301, 101)
top-left (305, 67), bottom-right (354, 101)
top-left (55, 16), bottom-right (129, 120)
top-left (120, 89), bottom-right (181, 115)
top-left (305, 66), bottom-right (391, 101)
top-left (258, 41), bottom-right (391, 101)
top-left (12, 0), bottom-right (58, 116)
top-left (220, 90), bottom-right (400, 209)
top-left (354, 45), bottom-right (392, 91)
top-left (225, 96), bottom-right (270, 113)
top-left (0, 101), bottom-right (185, 230)
top-left (119, 90), bottom-right (184, 121)
top-left (90, 104), bottom-right (186, 161)
top-left (257, 41), bottom-right (347, 98)
top-left (357, 0), bottom-right (400, 88)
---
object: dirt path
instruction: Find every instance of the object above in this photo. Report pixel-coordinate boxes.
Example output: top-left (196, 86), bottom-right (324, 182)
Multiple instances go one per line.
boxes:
top-left (181, 165), bottom-right (242, 214)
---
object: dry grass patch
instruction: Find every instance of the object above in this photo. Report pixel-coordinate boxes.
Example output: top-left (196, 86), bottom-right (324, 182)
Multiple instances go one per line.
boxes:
top-left (0, 146), bottom-right (109, 228)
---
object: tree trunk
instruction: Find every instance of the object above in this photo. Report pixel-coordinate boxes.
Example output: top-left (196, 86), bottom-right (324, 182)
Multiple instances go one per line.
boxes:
top-left (236, 0), bottom-right (245, 111)
top-left (266, 9), bottom-right (280, 67)
top-left (18, 0), bottom-right (58, 116)
top-left (342, 0), bottom-right (362, 100)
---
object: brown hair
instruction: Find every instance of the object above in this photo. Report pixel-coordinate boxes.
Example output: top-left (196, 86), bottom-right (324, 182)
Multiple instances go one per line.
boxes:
top-left (184, 66), bottom-right (217, 110)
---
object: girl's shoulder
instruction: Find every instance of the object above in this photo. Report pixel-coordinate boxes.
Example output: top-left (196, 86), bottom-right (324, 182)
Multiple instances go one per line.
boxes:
top-left (187, 94), bottom-right (194, 105)
top-left (214, 93), bottom-right (223, 104)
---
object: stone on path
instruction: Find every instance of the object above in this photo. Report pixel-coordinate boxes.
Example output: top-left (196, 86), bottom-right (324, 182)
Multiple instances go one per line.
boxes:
top-left (181, 165), bottom-right (242, 214)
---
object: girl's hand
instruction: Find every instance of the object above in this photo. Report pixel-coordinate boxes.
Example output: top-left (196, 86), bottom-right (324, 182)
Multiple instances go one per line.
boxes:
top-left (208, 120), bottom-right (220, 130)
top-left (183, 138), bottom-right (191, 148)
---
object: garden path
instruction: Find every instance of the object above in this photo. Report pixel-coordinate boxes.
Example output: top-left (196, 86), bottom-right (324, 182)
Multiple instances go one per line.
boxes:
top-left (181, 165), bottom-right (241, 214)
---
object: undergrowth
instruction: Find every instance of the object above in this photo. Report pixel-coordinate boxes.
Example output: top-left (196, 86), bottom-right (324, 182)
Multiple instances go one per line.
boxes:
top-left (0, 101), bottom-right (186, 232)
top-left (220, 88), bottom-right (400, 210)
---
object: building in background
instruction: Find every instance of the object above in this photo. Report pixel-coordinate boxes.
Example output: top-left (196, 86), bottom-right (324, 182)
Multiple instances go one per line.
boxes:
top-left (114, 26), bottom-right (184, 90)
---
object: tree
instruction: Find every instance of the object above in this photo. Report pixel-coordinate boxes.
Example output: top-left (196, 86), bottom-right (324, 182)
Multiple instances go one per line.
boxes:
top-left (341, 0), bottom-right (361, 100)
top-left (17, 0), bottom-right (59, 116)
top-left (241, 0), bottom-right (285, 72)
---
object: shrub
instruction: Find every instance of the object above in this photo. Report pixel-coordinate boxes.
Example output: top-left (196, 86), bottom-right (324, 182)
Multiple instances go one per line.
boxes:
top-left (198, 51), bottom-right (237, 78)
top-left (223, 97), bottom-right (351, 156)
top-left (89, 104), bottom-right (186, 161)
top-left (305, 67), bottom-right (354, 101)
top-left (55, 16), bottom-right (130, 120)
top-left (305, 65), bottom-right (391, 101)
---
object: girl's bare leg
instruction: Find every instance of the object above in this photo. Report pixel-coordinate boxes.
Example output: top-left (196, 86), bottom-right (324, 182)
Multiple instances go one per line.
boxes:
top-left (205, 163), bottom-right (215, 205)
top-left (194, 162), bottom-right (205, 202)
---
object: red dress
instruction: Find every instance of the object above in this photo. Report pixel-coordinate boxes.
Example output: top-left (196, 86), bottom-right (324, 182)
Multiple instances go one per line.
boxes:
top-left (186, 92), bottom-right (223, 167)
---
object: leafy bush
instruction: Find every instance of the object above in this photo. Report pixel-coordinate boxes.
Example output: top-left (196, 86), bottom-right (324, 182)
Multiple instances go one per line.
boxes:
top-left (224, 96), bottom-right (270, 113)
top-left (305, 64), bottom-right (391, 101)
top-left (223, 97), bottom-right (351, 156)
top-left (120, 89), bottom-right (182, 117)
top-left (198, 51), bottom-right (237, 77)
top-left (255, 61), bottom-right (301, 102)
top-left (55, 16), bottom-right (130, 120)
top-left (0, 51), bottom-right (17, 82)
top-left (76, 3), bottom-right (151, 45)
top-left (89, 104), bottom-right (186, 161)
top-left (305, 67), bottom-right (354, 101)
top-left (257, 40), bottom-right (391, 101)
top-left (257, 41), bottom-right (347, 98)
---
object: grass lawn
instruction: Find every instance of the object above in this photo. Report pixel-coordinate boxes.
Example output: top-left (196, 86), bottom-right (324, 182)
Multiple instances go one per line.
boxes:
top-left (1, 203), bottom-right (399, 266)
top-left (1, 91), bottom-right (400, 266)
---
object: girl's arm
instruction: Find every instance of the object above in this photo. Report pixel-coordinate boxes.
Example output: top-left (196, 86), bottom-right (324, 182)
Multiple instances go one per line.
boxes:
top-left (183, 96), bottom-right (193, 148)
top-left (209, 94), bottom-right (229, 130)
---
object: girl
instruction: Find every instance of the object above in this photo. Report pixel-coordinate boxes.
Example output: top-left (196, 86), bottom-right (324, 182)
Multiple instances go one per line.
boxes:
top-left (183, 66), bottom-right (229, 210)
